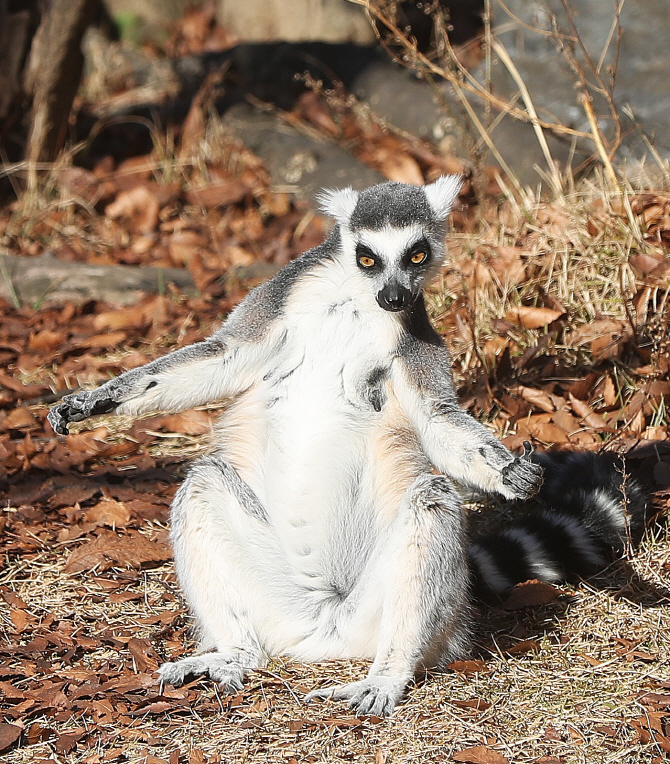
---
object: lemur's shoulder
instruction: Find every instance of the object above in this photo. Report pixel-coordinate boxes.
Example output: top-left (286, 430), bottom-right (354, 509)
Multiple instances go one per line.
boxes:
top-left (219, 229), bottom-right (341, 343)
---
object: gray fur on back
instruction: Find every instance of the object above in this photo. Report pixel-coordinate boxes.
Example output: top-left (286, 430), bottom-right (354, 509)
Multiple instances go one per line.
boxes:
top-left (222, 228), bottom-right (340, 342)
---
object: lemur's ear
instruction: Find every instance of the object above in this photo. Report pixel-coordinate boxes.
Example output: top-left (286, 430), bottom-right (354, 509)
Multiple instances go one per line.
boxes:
top-left (317, 187), bottom-right (359, 227)
top-left (423, 175), bottom-right (462, 221)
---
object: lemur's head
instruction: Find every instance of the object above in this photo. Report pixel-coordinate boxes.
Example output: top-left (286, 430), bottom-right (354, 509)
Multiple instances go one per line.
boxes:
top-left (318, 176), bottom-right (461, 312)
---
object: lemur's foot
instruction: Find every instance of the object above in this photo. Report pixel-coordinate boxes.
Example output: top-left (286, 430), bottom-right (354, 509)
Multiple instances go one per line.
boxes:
top-left (158, 656), bottom-right (245, 694)
top-left (305, 675), bottom-right (406, 717)
top-left (48, 390), bottom-right (117, 434)
top-left (501, 442), bottom-right (544, 500)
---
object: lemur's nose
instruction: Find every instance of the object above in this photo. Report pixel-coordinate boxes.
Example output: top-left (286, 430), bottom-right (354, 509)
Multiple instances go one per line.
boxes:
top-left (377, 283), bottom-right (411, 312)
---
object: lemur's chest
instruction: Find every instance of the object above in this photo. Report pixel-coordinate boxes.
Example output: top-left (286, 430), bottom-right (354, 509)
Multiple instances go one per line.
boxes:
top-left (268, 300), bottom-right (396, 413)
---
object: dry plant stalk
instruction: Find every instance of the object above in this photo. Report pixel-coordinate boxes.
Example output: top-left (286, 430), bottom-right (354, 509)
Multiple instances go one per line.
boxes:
top-left (349, 0), bottom-right (629, 193)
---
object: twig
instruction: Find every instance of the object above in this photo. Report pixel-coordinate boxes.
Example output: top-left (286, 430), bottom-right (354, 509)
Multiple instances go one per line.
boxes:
top-left (492, 39), bottom-right (562, 195)
top-left (0, 255), bottom-right (21, 309)
top-left (347, 0), bottom-right (593, 141)
top-left (579, 91), bottom-right (618, 188)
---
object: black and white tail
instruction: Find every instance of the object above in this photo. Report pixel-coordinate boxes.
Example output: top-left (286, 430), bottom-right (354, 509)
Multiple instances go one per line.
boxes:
top-left (469, 451), bottom-right (648, 597)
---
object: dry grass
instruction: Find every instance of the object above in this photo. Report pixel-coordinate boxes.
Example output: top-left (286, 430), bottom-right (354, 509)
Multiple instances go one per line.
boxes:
top-left (3, 167), bottom-right (668, 763)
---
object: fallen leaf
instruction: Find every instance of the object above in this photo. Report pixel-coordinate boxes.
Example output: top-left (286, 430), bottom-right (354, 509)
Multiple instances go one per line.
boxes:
top-left (0, 723), bottom-right (22, 753)
top-left (503, 580), bottom-right (562, 609)
top-left (0, 682), bottom-right (26, 700)
top-left (72, 331), bottom-right (128, 350)
top-left (452, 698), bottom-right (492, 711)
top-left (603, 374), bottom-right (617, 407)
top-left (186, 180), bottom-right (250, 210)
top-left (381, 152), bottom-right (424, 185)
top-left (452, 745), bottom-right (510, 764)
top-left (65, 530), bottom-right (171, 573)
top-left (526, 419), bottom-right (570, 444)
top-left (0, 589), bottom-right (28, 608)
top-left (488, 247), bottom-right (526, 286)
top-left (28, 329), bottom-right (65, 352)
top-left (568, 319), bottom-right (631, 360)
top-left (505, 306), bottom-right (564, 329)
top-left (128, 637), bottom-right (160, 673)
top-left (504, 639), bottom-right (540, 655)
top-left (84, 499), bottom-right (131, 528)
top-left (630, 253), bottom-right (666, 276)
top-left (594, 724), bottom-right (618, 738)
top-left (447, 660), bottom-right (487, 675)
top-left (517, 386), bottom-right (555, 414)
top-left (10, 608), bottom-right (32, 633)
top-left (568, 393), bottom-right (607, 429)
top-left (54, 730), bottom-right (85, 754)
top-left (105, 185), bottom-right (160, 233)
top-left (1, 407), bottom-right (37, 431)
top-left (93, 304), bottom-right (149, 332)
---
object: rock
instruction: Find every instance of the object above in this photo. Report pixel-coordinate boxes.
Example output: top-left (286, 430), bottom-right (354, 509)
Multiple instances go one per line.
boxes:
top-left (222, 103), bottom-right (384, 205)
top-left (0, 252), bottom-right (195, 306)
top-left (481, 0), bottom-right (670, 173)
top-left (216, 0), bottom-right (375, 45)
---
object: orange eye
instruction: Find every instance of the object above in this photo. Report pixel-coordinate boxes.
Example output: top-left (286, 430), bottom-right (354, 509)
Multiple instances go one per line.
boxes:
top-left (359, 255), bottom-right (376, 268)
top-left (410, 251), bottom-right (427, 265)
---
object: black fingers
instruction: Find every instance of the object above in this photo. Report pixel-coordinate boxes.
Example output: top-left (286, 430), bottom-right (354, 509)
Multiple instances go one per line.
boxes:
top-left (501, 454), bottom-right (544, 499)
top-left (47, 390), bottom-right (117, 435)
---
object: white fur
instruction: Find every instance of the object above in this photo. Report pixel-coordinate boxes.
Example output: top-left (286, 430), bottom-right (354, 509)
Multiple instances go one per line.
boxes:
top-left (423, 175), bottom-right (462, 220)
top-left (55, 179), bottom-right (522, 717)
top-left (549, 513), bottom-right (605, 567)
top-left (158, 246), bottom-right (472, 711)
top-left (468, 544), bottom-right (513, 594)
top-left (501, 528), bottom-right (561, 583)
top-left (317, 187), bottom-right (359, 227)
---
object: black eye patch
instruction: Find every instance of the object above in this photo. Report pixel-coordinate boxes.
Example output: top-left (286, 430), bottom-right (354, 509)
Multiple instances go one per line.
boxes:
top-left (356, 243), bottom-right (383, 273)
top-left (402, 238), bottom-right (432, 268)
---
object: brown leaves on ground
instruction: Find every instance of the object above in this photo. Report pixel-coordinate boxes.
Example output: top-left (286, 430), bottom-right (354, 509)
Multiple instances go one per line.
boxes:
top-left (505, 306), bottom-right (564, 330)
top-left (0, 724), bottom-right (22, 753)
top-left (64, 529), bottom-right (171, 574)
top-left (503, 580), bottom-right (563, 610)
top-left (629, 687), bottom-right (670, 754)
top-left (2, 132), bottom-right (325, 302)
top-left (291, 89), bottom-right (467, 188)
top-left (452, 746), bottom-right (510, 764)
top-left (0, 14), bottom-right (669, 762)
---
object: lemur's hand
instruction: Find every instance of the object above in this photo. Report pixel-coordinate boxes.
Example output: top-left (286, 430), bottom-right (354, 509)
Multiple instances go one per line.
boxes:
top-left (48, 389), bottom-right (118, 435)
top-left (500, 442), bottom-right (543, 500)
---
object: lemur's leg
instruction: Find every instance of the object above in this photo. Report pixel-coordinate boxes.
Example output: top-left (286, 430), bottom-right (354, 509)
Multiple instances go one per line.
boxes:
top-left (158, 456), bottom-right (305, 692)
top-left (48, 334), bottom-right (273, 434)
top-left (306, 474), bottom-right (470, 717)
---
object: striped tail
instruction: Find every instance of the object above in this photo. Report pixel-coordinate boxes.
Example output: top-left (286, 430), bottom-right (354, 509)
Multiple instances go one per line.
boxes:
top-left (468, 451), bottom-right (648, 597)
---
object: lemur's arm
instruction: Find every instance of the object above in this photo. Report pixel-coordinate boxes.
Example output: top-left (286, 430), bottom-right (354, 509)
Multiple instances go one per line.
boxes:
top-left (47, 278), bottom-right (293, 435)
top-left (394, 300), bottom-right (543, 500)
top-left (49, 331), bottom-right (281, 434)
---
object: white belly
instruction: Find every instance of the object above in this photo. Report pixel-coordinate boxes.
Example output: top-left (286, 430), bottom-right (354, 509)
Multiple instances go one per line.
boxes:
top-left (217, 283), bottom-right (408, 591)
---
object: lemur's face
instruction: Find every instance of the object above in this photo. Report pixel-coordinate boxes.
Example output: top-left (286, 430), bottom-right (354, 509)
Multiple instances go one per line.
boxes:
top-left (353, 224), bottom-right (437, 312)
top-left (318, 175), bottom-right (462, 314)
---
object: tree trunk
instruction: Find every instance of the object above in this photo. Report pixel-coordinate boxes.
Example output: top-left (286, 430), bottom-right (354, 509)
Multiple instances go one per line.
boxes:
top-left (24, 0), bottom-right (99, 179)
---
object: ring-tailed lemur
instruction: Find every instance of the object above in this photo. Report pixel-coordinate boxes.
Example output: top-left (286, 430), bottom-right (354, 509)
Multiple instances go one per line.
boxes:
top-left (48, 177), bottom-right (643, 717)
